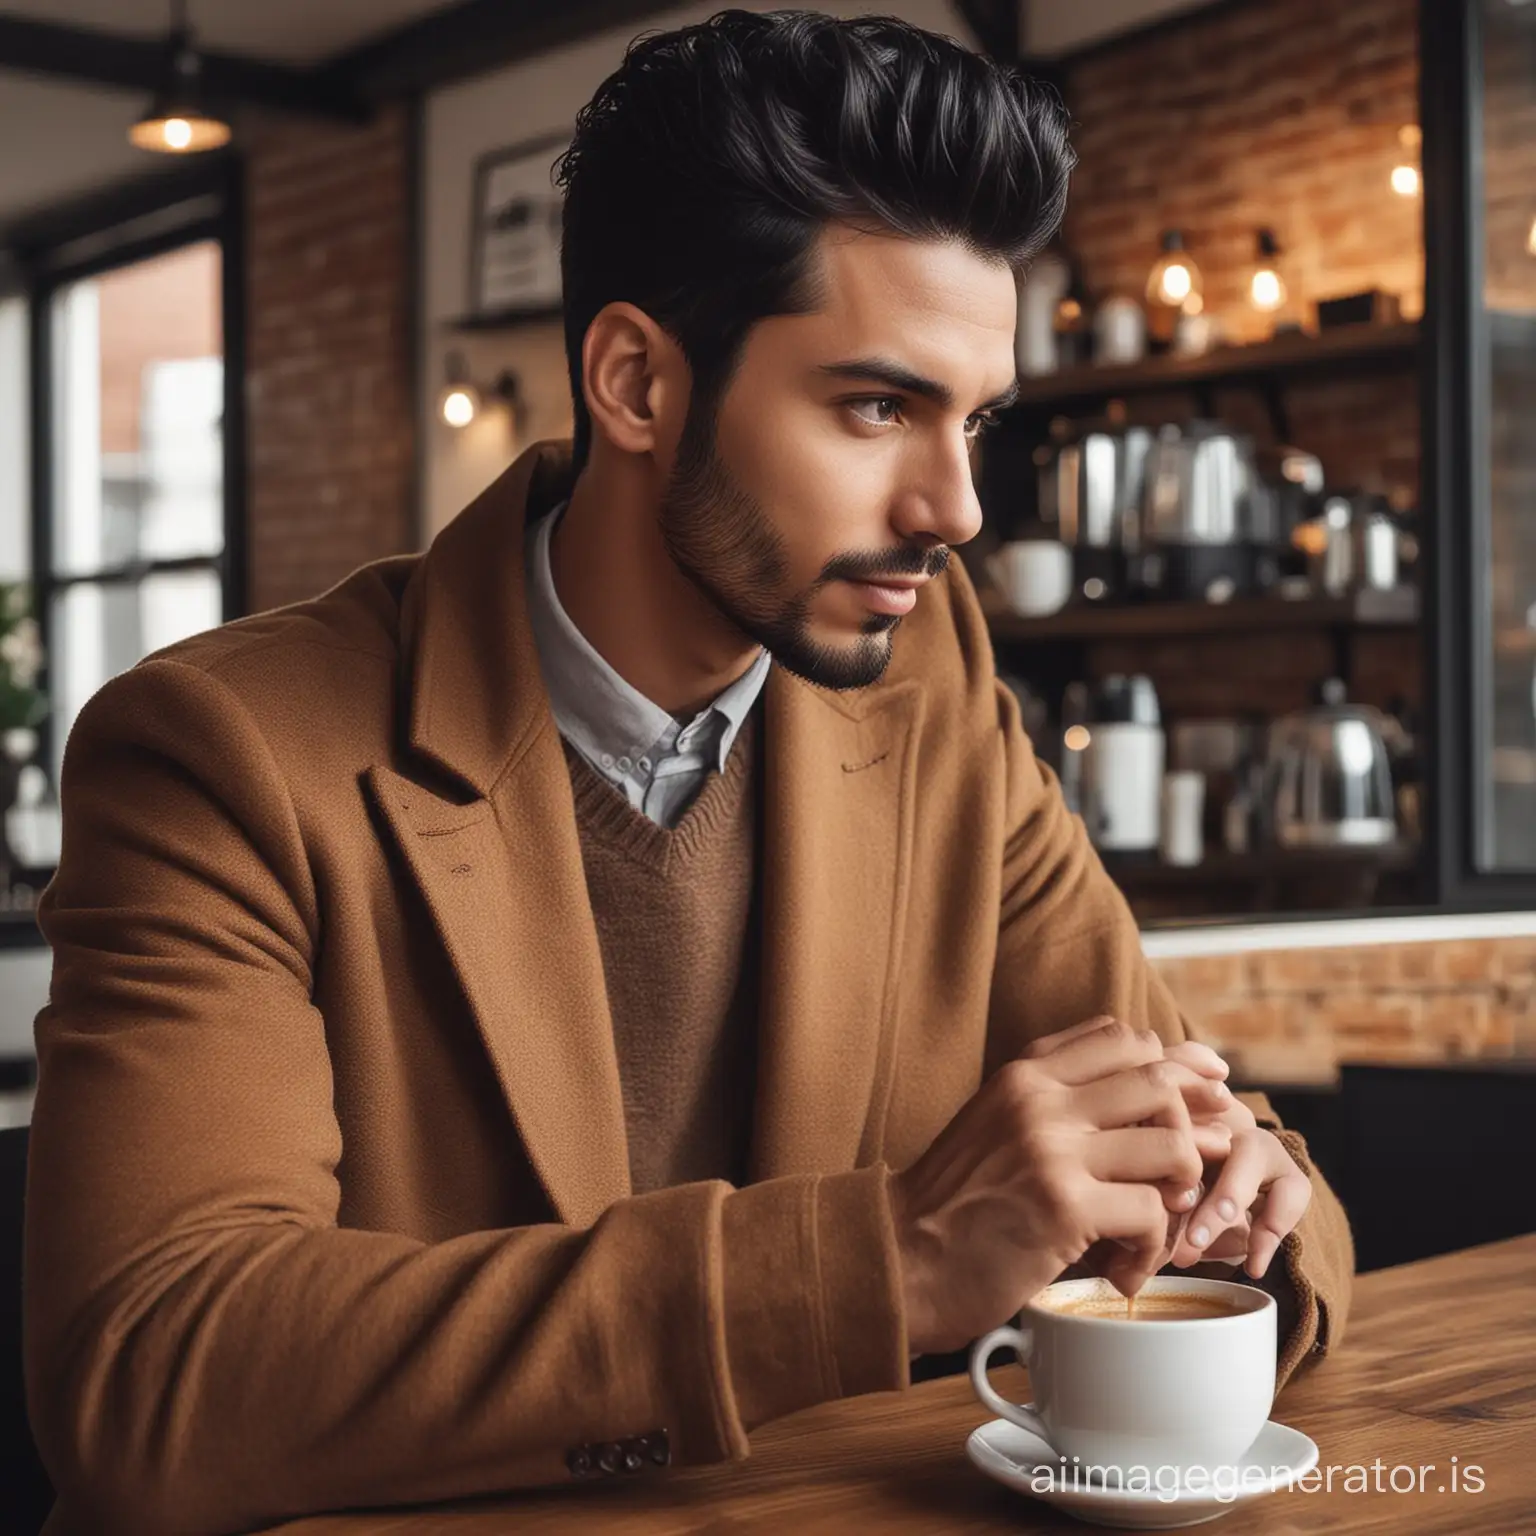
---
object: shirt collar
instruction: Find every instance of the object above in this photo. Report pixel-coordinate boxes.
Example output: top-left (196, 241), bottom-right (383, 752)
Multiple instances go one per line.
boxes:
top-left (526, 500), bottom-right (770, 774)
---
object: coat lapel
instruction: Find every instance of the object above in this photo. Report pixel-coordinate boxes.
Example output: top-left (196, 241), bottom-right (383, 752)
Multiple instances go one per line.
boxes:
top-left (366, 441), bottom-right (629, 1230)
top-left (365, 744), bottom-right (630, 1231)
top-left (749, 668), bottom-right (923, 1181)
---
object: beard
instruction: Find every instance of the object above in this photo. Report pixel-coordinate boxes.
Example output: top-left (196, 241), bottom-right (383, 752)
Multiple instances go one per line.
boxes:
top-left (657, 390), bottom-right (947, 692)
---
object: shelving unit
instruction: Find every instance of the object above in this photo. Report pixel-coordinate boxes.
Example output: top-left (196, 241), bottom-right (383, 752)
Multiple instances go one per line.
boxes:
top-left (984, 587), bottom-right (1419, 644)
top-left (441, 305), bottom-right (563, 333)
top-left (1004, 320), bottom-right (1419, 437)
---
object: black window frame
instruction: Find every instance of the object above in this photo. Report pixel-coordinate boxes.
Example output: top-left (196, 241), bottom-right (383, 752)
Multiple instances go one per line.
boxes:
top-left (1419, 0), bottom-right (1536, 910)
top-left (0, 153), bottom-right (246, 947)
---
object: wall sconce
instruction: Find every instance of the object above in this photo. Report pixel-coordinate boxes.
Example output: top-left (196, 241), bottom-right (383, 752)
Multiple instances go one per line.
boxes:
top-left (439, 351), bottom-right (519, 430)
top-left (1390, 125), bottom-right (1421, 197)
top-left (1248, 228), bottom-right (1288, 314)
top-left (1145, 230), bottom-right (1203, 348)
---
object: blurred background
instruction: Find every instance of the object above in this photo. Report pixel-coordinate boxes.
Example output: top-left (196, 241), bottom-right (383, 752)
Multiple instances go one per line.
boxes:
top-left (0, 0), bottom-right (1533, 1268)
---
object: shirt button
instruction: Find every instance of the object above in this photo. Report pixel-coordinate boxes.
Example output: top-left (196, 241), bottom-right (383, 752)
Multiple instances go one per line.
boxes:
top-left (600, 753), bottom-right (615, 769)
top-left (617, 756), bottom-right (632, 773)
top-left (638, 757), bottom-right (652, 772)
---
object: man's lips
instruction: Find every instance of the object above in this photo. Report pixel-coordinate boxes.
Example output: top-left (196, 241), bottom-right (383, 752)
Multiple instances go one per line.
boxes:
top-left (844, 577), bottom-right (928, 614)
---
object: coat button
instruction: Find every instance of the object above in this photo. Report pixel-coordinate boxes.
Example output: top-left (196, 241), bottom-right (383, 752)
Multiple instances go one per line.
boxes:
top-left (566, 1446), bottom-right (593, 1478)
top-left (644, 1430), bottom-right (671, 1466)
top-left (596, 1442), bottom-right (623, 1475)
top-left (622, 1446), bottom-right (645, 1473)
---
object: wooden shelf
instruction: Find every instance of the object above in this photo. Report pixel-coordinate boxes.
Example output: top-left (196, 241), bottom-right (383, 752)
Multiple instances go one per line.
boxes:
top-left (1006, 320), bottom-right (1419, 415)
top-left (985, 586), bottom-right (1419, 643)
top-left (1103, 839), bottom-right (1420, 888)
top-left (441, 305), bottom-right (563, 333)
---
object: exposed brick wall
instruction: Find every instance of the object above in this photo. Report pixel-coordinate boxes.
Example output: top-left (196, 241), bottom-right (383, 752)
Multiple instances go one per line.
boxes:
top-left (1152, 936), bottom-right (1536, 1082)
top-left (243, 105), bottom-right (415, 615)
top-left (1061, 0), bottom-right (1422, 341)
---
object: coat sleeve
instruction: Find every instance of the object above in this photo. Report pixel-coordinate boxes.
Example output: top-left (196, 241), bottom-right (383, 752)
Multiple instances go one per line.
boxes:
top-left (980, 667), bottom-right (1353, 1393)
top-left (24, 658), bottom-right (906, 1536)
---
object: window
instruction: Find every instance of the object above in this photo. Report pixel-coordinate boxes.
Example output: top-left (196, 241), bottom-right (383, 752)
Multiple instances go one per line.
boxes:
top-left (44, 240), bottom-right (226, 792)
top-left (0, 160), bottom-right (243, 909)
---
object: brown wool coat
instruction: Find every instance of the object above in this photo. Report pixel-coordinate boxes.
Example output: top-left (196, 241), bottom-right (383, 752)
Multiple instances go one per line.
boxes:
top-left (24, 440), bottom-right (1353, 1535)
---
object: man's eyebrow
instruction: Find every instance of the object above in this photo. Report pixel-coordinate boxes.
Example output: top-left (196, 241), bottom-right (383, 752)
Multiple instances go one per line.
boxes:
top-left (817, 357), bottom-right (1020, 413)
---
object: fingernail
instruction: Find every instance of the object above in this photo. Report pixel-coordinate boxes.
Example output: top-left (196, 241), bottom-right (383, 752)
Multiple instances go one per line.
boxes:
top-left (1191, 1224), bottom-right (1210, 1247)
top-left (1216, 1198), bottom-right (1238, 1221)
top-left (1181, 1186), bottom-right (1199, 1207)
top-left (1213, 1082), bottom-right (1230, 1098)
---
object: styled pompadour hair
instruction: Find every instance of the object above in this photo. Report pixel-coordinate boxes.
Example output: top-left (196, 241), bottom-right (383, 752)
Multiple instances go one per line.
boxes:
top-left (554, 8), bottom-right (1075, 471)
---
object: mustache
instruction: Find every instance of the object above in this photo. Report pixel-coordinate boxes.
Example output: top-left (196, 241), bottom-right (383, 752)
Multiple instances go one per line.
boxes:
top-left (822, 546), bottom-right (951, 585)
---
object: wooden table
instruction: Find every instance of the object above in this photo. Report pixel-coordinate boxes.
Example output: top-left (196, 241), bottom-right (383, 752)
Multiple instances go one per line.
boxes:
top-left (272, 1234), bottom-right (1536, 1534)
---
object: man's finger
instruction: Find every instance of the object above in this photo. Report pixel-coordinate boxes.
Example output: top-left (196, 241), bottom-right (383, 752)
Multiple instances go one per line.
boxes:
top-left (1163, 1041), bottom-right (1230, 1081)
top-left (1244, 1167), bottom-right (1312, 1278)
top-left (1161, 1059), bottom-right (1236, 1118)
top-left (1173, 1130), bottom-right (1269, 1265)
top-left (1020, 1016), bottom-right (1121, 1058)
top-left (1035, 1022), bottom-right (1165, 1087)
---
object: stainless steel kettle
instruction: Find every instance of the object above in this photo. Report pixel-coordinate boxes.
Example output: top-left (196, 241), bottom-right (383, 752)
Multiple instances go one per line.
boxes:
top-left (1264, 681), bottom-right (1398, 848)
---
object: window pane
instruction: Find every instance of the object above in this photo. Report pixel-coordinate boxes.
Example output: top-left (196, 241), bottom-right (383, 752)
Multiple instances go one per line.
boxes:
top-left (1478, 0), bottom-right (1536, 868)
top-left (51, 240), bottom-right (223, 578)
top-left (49, 569), bottom-right (222, 788)
top-left (0, 294), bottom-right (27, 584)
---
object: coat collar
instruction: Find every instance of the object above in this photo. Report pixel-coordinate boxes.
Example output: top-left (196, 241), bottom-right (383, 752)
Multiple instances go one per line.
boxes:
top-left (368, 440), bottom-right (922, 1227)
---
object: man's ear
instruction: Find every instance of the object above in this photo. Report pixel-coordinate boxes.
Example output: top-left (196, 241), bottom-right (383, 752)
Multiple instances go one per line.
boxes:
top-left (580, 302), bottom-right (687, 459)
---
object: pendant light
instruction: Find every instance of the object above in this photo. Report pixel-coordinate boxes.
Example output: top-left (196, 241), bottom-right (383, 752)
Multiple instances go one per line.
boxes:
top-left (1390, 125), bottom-right (1421, 198)
top-left (129, 0), bottom-right (232, 154)
top-left (1249, 228), bottom-right (1288, 314)
top-left (1145, 230), bottom-right (1203, 347)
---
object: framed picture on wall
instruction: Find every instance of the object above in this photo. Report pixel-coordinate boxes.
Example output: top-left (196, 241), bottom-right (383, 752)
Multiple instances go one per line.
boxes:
top-left (467, 131), bottom-right (569, 320)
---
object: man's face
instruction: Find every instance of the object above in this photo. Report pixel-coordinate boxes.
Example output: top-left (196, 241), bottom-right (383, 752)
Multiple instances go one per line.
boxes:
top-left (656, 225), bottom-right (1018, 690)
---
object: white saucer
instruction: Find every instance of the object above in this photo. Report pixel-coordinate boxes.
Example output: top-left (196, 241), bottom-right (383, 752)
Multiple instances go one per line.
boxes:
top-left (965, 1412), bottom-right (1319, 1530)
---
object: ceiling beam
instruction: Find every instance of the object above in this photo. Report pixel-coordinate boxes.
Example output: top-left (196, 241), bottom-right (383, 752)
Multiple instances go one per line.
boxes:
top-left (320, 0), bottom-right (684, 100)
top-left (0, 14), bottom-right (369, 122)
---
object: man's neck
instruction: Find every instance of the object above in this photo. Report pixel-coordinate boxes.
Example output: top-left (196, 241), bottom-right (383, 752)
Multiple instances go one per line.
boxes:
top-left (548, 461), bottom-right (763, 719)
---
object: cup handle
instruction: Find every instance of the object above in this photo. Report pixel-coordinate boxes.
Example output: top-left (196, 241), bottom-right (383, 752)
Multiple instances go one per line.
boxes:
top-left (969, 1325), bottom-right (1049, 1442)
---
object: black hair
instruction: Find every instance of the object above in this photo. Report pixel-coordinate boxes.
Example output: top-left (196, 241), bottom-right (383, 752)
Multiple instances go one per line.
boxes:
top-left (553, 8), bottom-right (1075, 473)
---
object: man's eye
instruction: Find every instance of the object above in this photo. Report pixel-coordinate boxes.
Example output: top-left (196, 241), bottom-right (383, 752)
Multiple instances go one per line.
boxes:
top-left (850, 398), bottom-right (903, 426)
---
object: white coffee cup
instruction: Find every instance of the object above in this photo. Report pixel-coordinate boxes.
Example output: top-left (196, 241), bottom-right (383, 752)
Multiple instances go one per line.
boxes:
top-left (985, 541), bottom-right (1073, 617)
top-left (969, 1276), bottom-right (1276, 1476)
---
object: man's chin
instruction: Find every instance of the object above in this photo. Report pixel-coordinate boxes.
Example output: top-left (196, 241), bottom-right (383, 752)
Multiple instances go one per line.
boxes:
top-left (766, 626), bottom-right (896, 692)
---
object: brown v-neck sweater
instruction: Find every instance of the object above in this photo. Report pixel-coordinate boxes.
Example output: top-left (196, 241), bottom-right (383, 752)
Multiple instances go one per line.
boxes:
top-left (562, 710), bottom-right (762, 1196)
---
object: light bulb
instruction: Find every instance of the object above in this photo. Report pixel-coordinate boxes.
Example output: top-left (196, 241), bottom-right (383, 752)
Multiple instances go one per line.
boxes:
top-left (1063, 725), bottom-right (1091, 752)
top-left (1250, 267), bottom-right (1286, 311)
top-left (163, 118), bottom-right (193, 150)
top-left (1391, 163), bottom-right (1420, 197)
top-left (1158, 262), bottom-right (1193, 304)
top-left (441, 387), bottom-right (477, 429)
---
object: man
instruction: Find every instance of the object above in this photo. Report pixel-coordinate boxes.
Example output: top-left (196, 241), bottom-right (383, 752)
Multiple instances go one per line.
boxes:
top-left (24, 11), bottom-right (1352, 1534)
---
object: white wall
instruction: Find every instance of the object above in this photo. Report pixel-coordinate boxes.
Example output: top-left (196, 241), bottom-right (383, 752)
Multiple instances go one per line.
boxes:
top-left (417, 0), bottom-right (981, 542)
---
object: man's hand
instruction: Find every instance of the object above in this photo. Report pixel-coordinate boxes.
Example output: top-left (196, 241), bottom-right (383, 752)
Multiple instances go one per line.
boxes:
top-left (889, 1017), bottom-right (1222, 1357)
top-left (1161, 1041), bottom-right (1313, 1279)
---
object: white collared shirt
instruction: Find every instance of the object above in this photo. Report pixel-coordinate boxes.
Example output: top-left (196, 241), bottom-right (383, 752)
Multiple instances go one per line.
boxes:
top-left (524, 501), bottom-right (771, 829)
